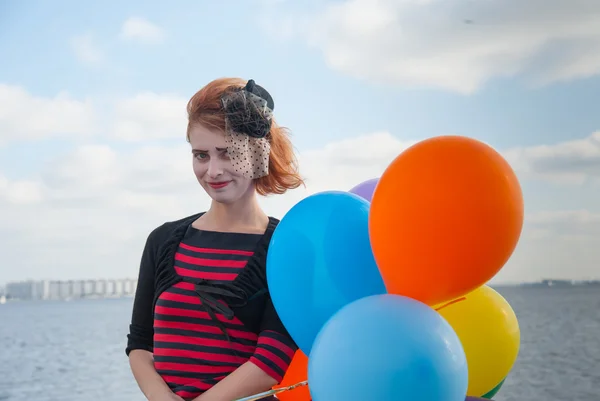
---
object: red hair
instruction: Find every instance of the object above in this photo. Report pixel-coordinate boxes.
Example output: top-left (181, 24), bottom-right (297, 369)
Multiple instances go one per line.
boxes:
top-left (186, 77), bottom-right (304, 196)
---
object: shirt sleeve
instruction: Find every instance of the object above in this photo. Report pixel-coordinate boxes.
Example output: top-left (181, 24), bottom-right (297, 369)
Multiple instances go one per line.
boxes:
top-left (249, 295), bottom-right (298, 383)
top-left (125, 228), bottom-right (160, 355)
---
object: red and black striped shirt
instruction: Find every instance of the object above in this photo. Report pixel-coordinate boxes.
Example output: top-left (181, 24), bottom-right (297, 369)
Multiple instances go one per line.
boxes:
top-left (152, 226), bottom-right (295, 399)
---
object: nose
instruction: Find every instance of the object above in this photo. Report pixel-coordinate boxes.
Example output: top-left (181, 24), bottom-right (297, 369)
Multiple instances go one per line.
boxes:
top-left (206, 157), bottom-right (224, 178)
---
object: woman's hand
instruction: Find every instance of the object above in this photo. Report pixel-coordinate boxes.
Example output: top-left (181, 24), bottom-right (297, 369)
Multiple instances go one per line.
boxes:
top-left (191, 362), bottom-right (278, 401)
top-left (148, 389), bottom-right (186, 401)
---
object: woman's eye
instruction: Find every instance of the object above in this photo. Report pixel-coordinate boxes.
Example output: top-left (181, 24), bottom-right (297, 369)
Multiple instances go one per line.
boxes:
top-left (194, 153), bottom-right (208, 160)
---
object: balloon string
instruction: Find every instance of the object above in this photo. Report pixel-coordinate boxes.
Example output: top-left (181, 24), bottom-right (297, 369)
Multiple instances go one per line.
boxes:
top-left (435, 296), bottom-right (466, 312)
top-left (233, 380), bottom-right (309, 401)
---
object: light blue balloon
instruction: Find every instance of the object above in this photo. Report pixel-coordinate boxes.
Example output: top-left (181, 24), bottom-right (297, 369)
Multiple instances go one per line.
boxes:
top-left (308, 294), bottom-right (469, 401)
top-left (267, 191), bottom-right (386, 354)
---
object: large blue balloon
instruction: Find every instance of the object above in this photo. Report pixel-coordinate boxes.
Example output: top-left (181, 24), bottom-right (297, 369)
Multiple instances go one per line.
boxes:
top-left (308, 294), bottom-right (469, 401)
top-left (267, 191), bottom-right (386, 354)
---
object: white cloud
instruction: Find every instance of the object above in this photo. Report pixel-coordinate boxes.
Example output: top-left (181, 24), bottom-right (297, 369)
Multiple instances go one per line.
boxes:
top-left (0, 84), bottom-right (189, 145)
top-left (120, 17), bottom-right (165, 44)
top-left (0, 174), bottom-right (44, 205)
top-left (497, 209), bottom-right (600, 283)
top-left (0, 84), bottom-right (96, 145)
top-left (70, 34), bottom-right (104, 64)
top-left (111, 92), bottom-right (188, 141)
top-left (526, 209), bottom-right (600, 240)
top-left (504, 131), bottom-right (600, 185)
top-left (270, 0), bottom-right (600, 93)
top-left (0, 90), bottom-right (598, 284)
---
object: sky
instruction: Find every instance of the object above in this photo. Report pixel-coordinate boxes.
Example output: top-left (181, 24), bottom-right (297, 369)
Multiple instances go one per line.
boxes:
top-left (0, 0), bottom-right (598, 285)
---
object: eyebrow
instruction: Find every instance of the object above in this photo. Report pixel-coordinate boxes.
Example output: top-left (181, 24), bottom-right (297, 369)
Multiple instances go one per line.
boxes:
top-left (192, 147), bottom-right (228, 152)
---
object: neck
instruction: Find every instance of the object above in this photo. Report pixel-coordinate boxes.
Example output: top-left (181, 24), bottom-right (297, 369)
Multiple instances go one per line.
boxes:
top-left (203, 190), bottom-right (268, 232)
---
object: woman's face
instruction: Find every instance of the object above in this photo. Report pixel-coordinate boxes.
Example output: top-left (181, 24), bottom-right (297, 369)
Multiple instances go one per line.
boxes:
top-left (188, 123), bottom-right (255, 204)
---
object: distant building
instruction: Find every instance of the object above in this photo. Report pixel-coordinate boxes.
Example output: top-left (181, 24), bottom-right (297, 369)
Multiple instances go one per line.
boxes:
top-left (3, 278), bottom-right (138, 301)
top-left (5, 280), bottom-right (45, 300)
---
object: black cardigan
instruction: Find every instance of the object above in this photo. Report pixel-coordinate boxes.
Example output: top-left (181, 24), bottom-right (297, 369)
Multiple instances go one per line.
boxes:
top-left (125, 212), bottom-right (296, 356)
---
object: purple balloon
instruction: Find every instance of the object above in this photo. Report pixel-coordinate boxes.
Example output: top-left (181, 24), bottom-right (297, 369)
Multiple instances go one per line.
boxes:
top-left (349, 178), bottom-right (379, 202)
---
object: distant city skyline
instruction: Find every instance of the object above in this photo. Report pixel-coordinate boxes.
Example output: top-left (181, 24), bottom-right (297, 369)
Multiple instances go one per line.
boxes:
top-left (2, 275), bottom-right (599, 291)
top-left (3, 277), bottom-right (598, 302)
top-left (1, 278), bottom-right (138, 301)
top-left (1, 1), bottom-right (599, 285)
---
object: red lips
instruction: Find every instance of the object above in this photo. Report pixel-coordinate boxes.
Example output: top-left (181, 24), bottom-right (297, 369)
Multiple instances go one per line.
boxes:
top-left (208, 181), bottom-right (230, 189)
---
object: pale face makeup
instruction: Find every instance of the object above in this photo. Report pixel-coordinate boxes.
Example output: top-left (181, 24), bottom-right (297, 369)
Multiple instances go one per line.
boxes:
top-left (188, 123), bottom-right (255, 205)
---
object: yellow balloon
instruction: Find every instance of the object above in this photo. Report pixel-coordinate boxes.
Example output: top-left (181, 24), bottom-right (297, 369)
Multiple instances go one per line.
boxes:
top-left (435, 285), bottom-right (520, 397)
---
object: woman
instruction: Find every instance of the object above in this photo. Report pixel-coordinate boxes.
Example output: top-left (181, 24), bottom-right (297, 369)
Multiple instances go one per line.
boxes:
top-left (126, 77), bottom-right (304, 401)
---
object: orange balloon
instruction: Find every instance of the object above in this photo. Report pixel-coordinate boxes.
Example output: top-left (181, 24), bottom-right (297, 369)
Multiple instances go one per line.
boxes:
top-left (369, 136), bottom-right (523, 306)
top-left (275, 351), bottom-right (311, 401)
